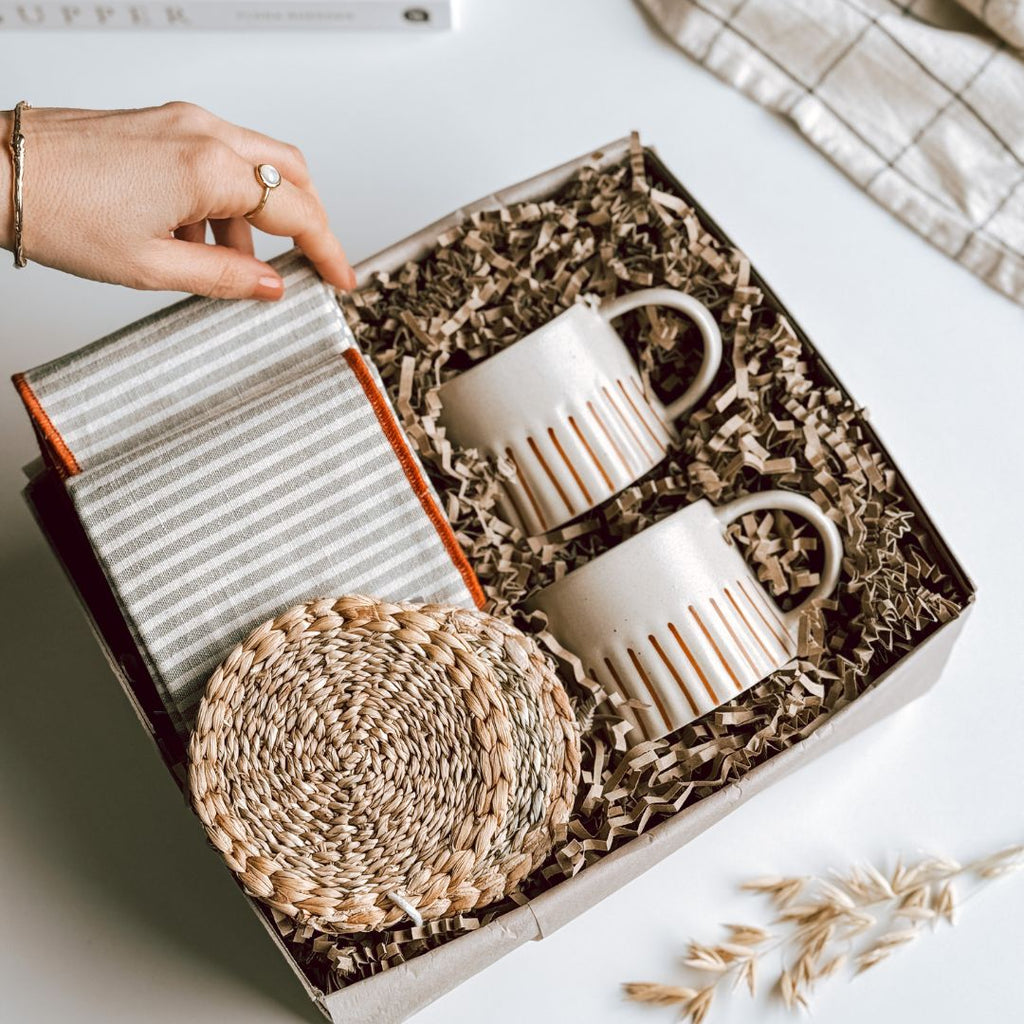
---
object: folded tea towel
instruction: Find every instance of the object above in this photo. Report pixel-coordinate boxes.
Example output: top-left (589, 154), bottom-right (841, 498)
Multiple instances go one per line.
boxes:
top-left (952, 0), bottom-right (1024, 48)
top-left (638, 0), bottom-right (1024, 305)
top-left (14, 250), bottom-right (484, 737)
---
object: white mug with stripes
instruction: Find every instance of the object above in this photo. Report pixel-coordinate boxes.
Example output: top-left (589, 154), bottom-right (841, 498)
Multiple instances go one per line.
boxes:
top-left (437, 289), bottom-right (722, 536)
top-left (529, 491), bottom-right (843, 741)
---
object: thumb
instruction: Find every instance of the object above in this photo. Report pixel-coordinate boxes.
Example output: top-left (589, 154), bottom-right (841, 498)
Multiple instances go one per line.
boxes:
top-left (141, 239), bottom-right (284, 301)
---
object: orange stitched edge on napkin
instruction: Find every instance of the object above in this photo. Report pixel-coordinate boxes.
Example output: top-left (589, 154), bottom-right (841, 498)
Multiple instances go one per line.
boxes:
top-left (12, 373), bottom-right (81, 477)
top-left (342, 348), bottom-right (486, 609)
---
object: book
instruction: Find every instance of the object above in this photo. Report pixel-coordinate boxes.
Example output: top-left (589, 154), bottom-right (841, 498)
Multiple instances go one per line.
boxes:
top-left (0, 0), bottom-right (452, 30)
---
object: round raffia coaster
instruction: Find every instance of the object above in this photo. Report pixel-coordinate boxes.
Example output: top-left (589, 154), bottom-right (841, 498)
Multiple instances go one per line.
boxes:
top-left (188, 594), bottom-right (581, 933)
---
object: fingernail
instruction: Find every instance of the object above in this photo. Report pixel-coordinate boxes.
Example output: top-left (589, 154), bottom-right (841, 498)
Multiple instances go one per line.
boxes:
top-left (254, 274), bottom-right (284, 300)
top-left (343, 265), bottom-right (358, 291)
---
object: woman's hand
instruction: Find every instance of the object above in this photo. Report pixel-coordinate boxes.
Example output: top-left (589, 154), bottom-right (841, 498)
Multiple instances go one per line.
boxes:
top-left (0, 102), bottom-right (356, 300)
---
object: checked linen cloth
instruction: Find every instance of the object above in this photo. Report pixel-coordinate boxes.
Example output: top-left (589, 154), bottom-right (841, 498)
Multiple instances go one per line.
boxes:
top-left (639, 0), bottom-right (1024, 305)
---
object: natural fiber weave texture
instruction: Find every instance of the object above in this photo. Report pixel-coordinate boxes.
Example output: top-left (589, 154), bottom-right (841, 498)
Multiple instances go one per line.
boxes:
top-left (189, 595), bottom-right (580, 933)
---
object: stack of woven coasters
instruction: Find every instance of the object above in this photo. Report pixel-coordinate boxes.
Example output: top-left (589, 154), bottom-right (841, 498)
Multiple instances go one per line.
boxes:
top-left (14, 250), bottom-right (484, 738)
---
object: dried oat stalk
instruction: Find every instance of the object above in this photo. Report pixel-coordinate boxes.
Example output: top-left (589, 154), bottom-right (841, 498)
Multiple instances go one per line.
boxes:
top-left (624, 844), bottom-right (1024, 1020)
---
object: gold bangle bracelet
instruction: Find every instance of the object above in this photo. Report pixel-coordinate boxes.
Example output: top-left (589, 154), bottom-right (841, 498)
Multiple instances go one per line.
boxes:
top-left (9, 100), bottom-right (30, 269)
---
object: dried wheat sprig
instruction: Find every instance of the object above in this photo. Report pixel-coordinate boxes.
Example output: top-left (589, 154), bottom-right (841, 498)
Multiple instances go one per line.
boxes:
top-left (688, 986), bottom-right (717, 1024)
top-left (933, 881), bottom-right (956, 925)
top-left (723, 923), bottom-right (772, 946)
top-left (967, 844), bottom-right (1024, 879)
top-left (740, 876), bottom-right (805, 908)
top-left (622, 982), bottom-right (697, 1007)
top-left (623, 841), bottom-right (1023, 1020)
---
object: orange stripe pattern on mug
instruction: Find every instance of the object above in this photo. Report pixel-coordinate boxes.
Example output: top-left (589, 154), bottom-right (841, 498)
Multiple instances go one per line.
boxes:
top-left (588, 578), bottom-right (795, 738)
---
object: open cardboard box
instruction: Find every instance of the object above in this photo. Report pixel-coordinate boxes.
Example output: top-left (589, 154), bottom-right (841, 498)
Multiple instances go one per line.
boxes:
top-left (21, 138), bottom-right (975, 1023)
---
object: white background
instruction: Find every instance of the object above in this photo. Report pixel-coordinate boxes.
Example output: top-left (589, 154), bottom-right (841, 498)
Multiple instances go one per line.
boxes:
top-left (1, 2), bottom-right (1023, 1022)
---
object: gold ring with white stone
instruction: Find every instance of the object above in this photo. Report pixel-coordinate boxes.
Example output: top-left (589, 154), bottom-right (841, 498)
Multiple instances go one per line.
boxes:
top-left (244, 163), bottom-right (282, 221)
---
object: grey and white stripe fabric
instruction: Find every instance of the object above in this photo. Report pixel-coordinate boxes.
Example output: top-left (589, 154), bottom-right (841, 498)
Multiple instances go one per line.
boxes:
top-left (18, 250), bottom-right (480, 737)
top-left (23, 250), bottom-right (344, 470)
top-left (639, 0), bottom-right (1024, 306)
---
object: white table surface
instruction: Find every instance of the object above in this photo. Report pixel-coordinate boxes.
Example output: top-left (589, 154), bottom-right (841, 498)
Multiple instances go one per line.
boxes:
top-left (2, 2), bottom-right (1023, 1022)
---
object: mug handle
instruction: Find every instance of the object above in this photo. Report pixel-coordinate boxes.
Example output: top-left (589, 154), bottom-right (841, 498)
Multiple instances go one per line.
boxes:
top-left (711, 490), bottom-right (843, 620)
top-left (599, 287), bottom-right (723, 420)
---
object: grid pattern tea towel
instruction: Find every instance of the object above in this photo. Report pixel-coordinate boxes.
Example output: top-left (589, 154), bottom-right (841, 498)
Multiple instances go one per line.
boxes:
top-left (15, 250), bottom-right (484, 737)
top-left (639, 0), bottom-right (1024, 305)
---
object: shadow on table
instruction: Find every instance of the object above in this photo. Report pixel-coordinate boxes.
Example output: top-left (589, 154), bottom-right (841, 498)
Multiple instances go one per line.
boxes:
top-left (0, 525), bottom-right (321, 1024)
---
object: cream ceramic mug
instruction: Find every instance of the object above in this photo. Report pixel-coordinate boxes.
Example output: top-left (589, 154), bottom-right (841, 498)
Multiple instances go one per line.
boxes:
top-left (529, 491), bottom-right (843, 741)
top-left (437, 289), bottom-right (722, 536)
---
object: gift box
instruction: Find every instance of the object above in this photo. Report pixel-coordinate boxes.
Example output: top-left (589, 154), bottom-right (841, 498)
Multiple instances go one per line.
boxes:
top-left (16, 136), bottom-right (975, 1023)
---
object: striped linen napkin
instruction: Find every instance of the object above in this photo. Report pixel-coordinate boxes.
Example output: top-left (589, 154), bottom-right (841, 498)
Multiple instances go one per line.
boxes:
top-left (639, 0), bottom-right (1024, 306)
top-left (14, 250), bottom-right (483, 738)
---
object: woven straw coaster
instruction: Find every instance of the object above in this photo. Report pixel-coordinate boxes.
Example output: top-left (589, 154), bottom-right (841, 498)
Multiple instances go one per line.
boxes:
top-left (189, 595), bottom-right (581, 933)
